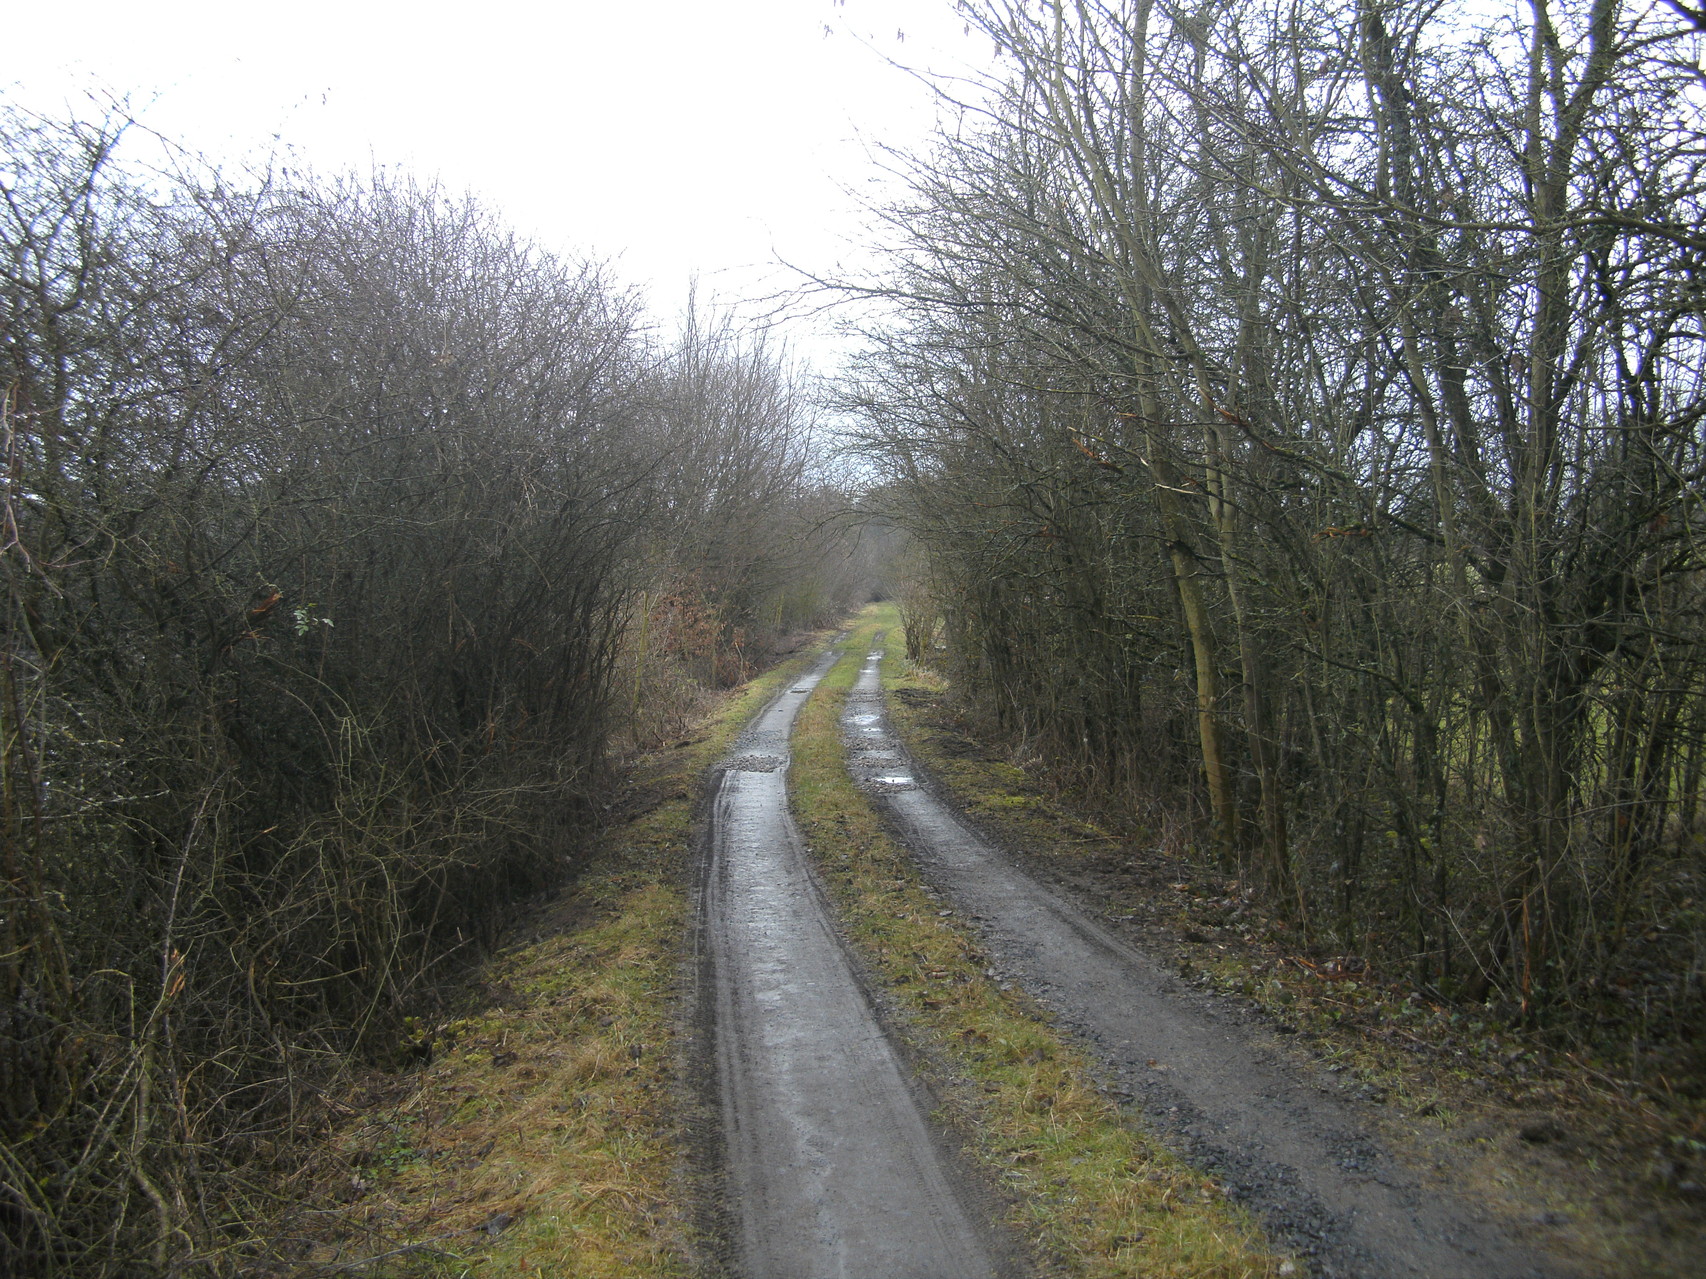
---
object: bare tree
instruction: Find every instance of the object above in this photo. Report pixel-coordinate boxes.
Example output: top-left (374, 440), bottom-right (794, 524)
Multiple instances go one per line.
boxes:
top-left (844, 0), bottom-right (1706, 1050)
top-left (0, 107), bottom-right (866, 1275)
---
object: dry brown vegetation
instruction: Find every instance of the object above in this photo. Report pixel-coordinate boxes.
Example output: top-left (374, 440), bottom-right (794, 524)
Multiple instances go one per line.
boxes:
top-left (247, 648), bottom-right (830, 1277)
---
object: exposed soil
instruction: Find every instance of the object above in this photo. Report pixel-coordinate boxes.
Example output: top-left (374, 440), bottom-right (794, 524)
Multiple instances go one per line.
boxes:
top-left (847, 649), bottom-right (1585, 1279)
top-left (692, 642), bottom-right (1019, 1278)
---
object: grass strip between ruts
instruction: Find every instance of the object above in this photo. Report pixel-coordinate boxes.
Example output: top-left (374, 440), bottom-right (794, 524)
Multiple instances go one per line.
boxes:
top-left (279, 638), bottom-right (836, 1278)
top-left (787, 603), bottom-right (1294, 1279)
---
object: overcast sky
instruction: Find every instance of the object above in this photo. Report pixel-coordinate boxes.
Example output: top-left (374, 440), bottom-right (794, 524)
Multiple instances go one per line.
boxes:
top-left (7, 0), bottom-right (991, 361)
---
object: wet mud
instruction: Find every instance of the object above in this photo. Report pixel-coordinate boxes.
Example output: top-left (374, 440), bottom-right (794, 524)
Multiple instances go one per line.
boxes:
top-left (844, 649), bottom-right (1580, 1279)
top-left (699, 645), bottom-right (1007, 1279)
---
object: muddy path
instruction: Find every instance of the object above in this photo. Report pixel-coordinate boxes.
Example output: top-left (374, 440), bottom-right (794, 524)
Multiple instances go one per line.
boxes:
top-left (844, 648), bottom-right (1578, 1279)
top-left (696, 642), bottom-right (1011, 1279)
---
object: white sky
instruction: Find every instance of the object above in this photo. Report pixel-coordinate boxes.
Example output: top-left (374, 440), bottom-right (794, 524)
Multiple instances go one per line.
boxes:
top-left (6, 0), bottom-right (992, 364)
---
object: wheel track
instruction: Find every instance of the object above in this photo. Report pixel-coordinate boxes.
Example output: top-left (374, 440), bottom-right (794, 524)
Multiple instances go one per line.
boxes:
top-left (698, 642), bottom-right (1005, 1279)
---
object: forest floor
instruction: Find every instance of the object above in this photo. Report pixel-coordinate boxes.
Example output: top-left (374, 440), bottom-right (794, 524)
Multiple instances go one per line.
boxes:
top-left (881, 650), bottom-right (1706, 1279)
top-left (258, 609), bottom-right (1704, 1278)
top-left (839, 632), bottom-right (1559, 1277)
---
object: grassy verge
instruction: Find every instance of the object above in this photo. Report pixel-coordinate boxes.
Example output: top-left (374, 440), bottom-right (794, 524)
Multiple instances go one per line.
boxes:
top-left (264, 640), bottom-right (835, 1278)
top-left (788, 604), bottom-right (1291, 1279)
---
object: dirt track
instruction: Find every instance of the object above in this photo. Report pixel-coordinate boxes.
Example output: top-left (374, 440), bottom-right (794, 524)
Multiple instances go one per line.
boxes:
top-left (699, 643), bottom-right (1009, 1278)
top-left (843, 647), bottom-right (1579, 1279)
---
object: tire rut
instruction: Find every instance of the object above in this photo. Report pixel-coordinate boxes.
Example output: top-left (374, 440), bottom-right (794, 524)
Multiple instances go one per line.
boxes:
top-left (699, 643), bottom-right (1007, 1279)
top-left (844, 647), bottom-right (1580, 1279)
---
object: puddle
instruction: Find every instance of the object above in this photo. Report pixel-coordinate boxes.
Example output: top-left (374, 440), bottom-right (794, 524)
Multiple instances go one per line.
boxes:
top-left (865, 774), bottom-right (919, 793)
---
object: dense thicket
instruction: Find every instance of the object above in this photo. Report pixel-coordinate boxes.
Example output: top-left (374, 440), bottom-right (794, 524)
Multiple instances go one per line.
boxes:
top-left (0, 111), bottom-right (865, 1274)
top-left (847, 0), bottom-right (1706, 1063)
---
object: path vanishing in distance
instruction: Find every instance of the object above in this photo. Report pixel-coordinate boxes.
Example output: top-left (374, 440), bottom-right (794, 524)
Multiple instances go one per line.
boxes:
top-left (698, 640), bottom-right (1009, 1278)
top-left (694, 633), bottom-right (1578, 1279)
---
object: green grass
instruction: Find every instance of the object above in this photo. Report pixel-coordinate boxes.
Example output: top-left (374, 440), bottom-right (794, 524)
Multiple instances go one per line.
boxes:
top-left (789, 604), bottom-right (1291, 1278)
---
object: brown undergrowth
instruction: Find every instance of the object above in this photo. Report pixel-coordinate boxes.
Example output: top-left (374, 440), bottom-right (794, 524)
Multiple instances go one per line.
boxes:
top-left (249, 640), bottom-right (835, 1277)
top-left (888, 651), bottom-right (1706, 1279)
top-left (789, 605), bottom-right (1292, 1279)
